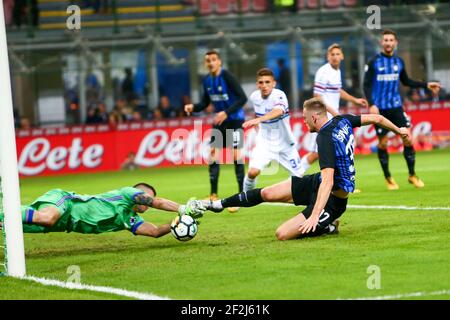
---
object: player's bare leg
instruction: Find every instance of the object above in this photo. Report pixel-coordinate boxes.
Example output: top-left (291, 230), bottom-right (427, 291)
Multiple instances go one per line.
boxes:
top-left (243, 168), bottom-right (260, 192)
top-left (377, 135), bottom-right (399, 190)
top-left (260, 179), bottom-right (294, 203)
top-left (276, 213), bottom-right (340, 241)
top-left (275, 213), bottom-right (307, 240)
top-left (402, 128), bottom-right (424, 188)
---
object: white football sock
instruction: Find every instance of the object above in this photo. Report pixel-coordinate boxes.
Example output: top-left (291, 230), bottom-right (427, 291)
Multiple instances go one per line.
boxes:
top-left (212, 200), bottom-right (223, 210)
top-left (298, 157), bottom-right (311, 176)
top-left (243, 175), bottom-right (257, 192)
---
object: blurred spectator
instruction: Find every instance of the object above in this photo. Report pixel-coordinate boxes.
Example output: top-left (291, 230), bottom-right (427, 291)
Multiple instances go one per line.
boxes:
top-left (121, 152), bottom-right (138, 171)
top-left (12, 0), bottom-right (26, 28)
top-left (407, 88), bottom-right (430, 103)
top-left (13, 108), bottom-right (21, 128)
top-left (108, 110), bottom-right (123, 127)
top-left (86, 102), bottom-right (108, 124)
top-left (29, 0), bottom-right (39, 27)
top-left (152, 108), bottom-right (163, 120)
top-left (132, 98), bottom-right (150, 119)
top-left (122, 68), bottom-right (136, 103)
top-left (94, 0), bottom-right (110, 14)
top-left (131, 110), bottom-right (143, 122)
top-left (86, 72), bottom-right (102, 104)
top-left (157, 95), bottom-right (177, 119)
top-left (111, 98), bottom-right (128, 121)
top-left (13, 0), bottom-right (39, 29)
top-left (19, 117), bottom-right (32, 130)
top-left (277, 58), bottom-right (292, 105)
top-left (4, 0), bottom-right (14, 26)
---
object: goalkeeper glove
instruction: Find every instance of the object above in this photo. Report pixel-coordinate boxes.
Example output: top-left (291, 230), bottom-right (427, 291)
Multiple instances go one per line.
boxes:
top-left (178, 200), bottom-right (206, 219)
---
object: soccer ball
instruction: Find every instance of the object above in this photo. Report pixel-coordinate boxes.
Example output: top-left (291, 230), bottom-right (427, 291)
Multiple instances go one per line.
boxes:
top-left (171, 215), bottom-right (198, 241)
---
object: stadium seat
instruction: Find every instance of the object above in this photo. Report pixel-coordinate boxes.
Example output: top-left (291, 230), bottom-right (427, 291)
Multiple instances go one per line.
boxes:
top-left (323, 0), bottom-right (341, 8)
top-left (215, 0), bottom-right (232, 14)
top-left (199, 0), bottom-right (214, 15)
top-left (342, 0), bottom-right (358, 7)
top-left (297, 0), bottom-right (320, 10)
top-left (251, 0), bottom-right (268, 12)
top-left (234, 0), bottom-right (251, 13)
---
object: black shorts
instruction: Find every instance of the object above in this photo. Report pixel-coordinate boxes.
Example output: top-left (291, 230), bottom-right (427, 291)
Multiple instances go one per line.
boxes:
top-left (210, 120), bottom-right (244, 149)
top-left (376, 107), bottom-right (411, 137)
top-left (291, 173), bottom-right (348, 231)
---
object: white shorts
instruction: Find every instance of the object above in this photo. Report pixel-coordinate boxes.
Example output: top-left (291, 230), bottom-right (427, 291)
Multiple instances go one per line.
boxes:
top-left (302, 132), bottom-right (318, 153)
top-left (248, 143), bottom-right (303, 177)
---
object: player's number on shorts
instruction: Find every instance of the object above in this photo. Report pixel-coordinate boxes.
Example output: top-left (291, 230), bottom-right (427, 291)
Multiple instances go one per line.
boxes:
top-left (289, 158), bottom-right (299, 169)
top-left (319, 210), bottom-right (330, 223)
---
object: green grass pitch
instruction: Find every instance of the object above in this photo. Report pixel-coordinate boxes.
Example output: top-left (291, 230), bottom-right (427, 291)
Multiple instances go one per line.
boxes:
top-left (1, 149), bottom-right (449, 300)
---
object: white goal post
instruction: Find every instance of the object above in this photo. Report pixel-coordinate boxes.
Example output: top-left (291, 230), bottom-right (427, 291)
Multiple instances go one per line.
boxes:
top-left (0, 1), bottom-right (26, 277)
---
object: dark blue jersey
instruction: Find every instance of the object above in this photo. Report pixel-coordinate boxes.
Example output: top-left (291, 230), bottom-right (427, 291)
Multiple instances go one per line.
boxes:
top-left (317, 115), bottom-right (361, 193)
top-left (363, 53), bottom-right (427, 111)
top-left (194, 69), bottom-right (246, 121)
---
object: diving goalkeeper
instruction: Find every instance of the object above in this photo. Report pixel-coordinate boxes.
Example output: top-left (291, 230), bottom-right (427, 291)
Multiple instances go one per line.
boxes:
top-left (0, 183), bottom-right (205, 238)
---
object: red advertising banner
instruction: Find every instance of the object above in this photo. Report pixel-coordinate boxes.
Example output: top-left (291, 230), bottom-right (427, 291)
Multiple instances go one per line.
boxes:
top-left (16, 101), bottom-right (450, 176)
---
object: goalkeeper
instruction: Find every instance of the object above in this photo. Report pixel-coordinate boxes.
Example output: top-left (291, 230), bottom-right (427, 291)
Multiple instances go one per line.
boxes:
top-left (0, 183), bottom-right (205, 238)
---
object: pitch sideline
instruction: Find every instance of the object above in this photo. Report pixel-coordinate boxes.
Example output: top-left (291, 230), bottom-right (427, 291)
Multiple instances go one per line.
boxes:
top-left (341, 289), bottom-right (450, 300)
top-left (23, 275), bottom-right (450, 300)
top-left (23, 275), bottom-right (171, 300)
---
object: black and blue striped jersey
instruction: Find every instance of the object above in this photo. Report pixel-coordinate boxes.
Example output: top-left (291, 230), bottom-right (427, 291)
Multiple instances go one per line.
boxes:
top-left (317, 115), bottom-right (361, 193)
top-left (194, 69), bottom-right (247, 121)
top-left (363, 53), bottom-right (427, 110)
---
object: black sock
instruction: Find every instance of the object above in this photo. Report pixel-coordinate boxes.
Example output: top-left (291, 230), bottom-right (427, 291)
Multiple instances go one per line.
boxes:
top-left (234, 161), bottom-right (245, 193)
top-left (377, 148), bottom-right (391, 178)
top-left (221, 188), bottom-right (263, 208)
top-left (209, 162), bottom-right (220, 195)
top-left (403, 146), bottom-right (416, 176)
top-left (297, 225), bottom-right (331, 239)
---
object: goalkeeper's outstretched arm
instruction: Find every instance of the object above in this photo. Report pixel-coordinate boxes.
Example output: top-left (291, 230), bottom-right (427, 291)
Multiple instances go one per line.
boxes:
top-left (134, 193), bottom-right (180, 212)
top-left (134, 221), bottom-right (171, 238)
top-left (134, 194), bottom-right (206, 218)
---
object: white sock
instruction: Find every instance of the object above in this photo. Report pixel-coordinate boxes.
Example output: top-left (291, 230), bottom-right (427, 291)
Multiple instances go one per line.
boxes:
top-left (298, 157), bottom-right (311, 176)
top-left (212, 200), bottom-right (223, 210)
top-left (243, 175), bottom-right (257, 192)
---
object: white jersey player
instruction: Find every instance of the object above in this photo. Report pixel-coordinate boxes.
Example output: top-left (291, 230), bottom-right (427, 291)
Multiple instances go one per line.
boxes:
top-left (299, 43), bottom-right (368, 176)
top-left (242, 68), bottom-right (302, 192)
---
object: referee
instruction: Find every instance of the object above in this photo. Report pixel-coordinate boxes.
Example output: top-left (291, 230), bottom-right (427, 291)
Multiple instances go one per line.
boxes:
top-left (363, 29), bottom-right (440, 190)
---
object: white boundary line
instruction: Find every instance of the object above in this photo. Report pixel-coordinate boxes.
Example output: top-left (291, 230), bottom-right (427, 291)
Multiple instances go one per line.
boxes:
top-left (262, 203), bottom-right (450, 211)
top-left (341, 289), bottom-right (450, 300)
top-left (23, 275), bottom-right (170, 300)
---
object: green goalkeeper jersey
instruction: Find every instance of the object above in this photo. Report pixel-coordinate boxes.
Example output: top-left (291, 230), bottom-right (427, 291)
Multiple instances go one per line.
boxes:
top-left (28, 187), bottom-right (146, 234)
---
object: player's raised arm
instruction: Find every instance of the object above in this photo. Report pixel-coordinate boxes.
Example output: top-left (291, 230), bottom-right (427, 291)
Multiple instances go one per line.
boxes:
top-left (360, 114), bottom-right (409, 140)
top-left (243, 108), bottom-right (284, 129)
top-left (340, 89), bottom-right (368, 108)
top-left (185, 87), bottom-right (211, 116)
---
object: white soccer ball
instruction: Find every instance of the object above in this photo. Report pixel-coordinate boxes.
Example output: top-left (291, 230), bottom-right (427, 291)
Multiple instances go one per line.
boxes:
top-left (171, 215), bottom-right (198, 241)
